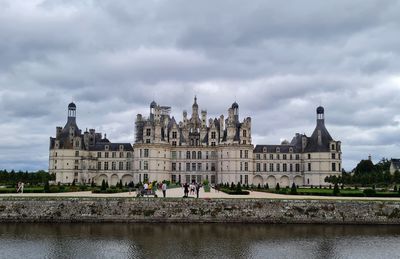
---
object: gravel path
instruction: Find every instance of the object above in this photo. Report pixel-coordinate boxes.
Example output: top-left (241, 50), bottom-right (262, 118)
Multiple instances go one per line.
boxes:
top-left (1, 187), bottom-right (400, 201)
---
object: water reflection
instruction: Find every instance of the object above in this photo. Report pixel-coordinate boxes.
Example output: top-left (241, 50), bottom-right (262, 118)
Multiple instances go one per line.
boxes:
top-left (0, 223), bottom-right (400, 258)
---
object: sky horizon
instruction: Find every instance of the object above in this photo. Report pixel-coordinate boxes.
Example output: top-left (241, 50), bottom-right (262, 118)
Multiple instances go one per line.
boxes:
top-left (1, 0), bottom-right (400, 172)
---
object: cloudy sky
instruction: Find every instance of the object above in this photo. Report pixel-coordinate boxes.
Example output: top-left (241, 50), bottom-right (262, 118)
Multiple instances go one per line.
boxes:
top-left (1, 0), bottom-right (400, 171)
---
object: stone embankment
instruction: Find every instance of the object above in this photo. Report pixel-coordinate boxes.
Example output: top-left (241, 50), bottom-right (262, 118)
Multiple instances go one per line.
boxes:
top-left (1, 197), bottom-right (400, 224)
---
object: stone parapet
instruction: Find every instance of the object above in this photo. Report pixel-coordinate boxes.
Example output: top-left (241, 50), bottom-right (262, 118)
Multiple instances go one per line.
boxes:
top-left (1, 198), bottom-right (400, 224)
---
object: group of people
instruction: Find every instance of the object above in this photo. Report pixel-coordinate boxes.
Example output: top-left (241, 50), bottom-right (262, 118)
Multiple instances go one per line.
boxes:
top-left (142, 182), bottom-right (168, 197)
top-left (183, 182), bottom-right (202, 198)
top-left (16, 182), bottom-right (24, 193)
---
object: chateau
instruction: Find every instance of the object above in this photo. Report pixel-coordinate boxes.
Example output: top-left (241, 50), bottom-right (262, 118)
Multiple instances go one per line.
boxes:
top-left (49, 98), bottom-right (342, 187)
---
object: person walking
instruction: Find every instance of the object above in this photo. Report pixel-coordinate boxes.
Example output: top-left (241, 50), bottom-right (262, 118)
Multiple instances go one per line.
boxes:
top-left (162, 182), bottom-right (167, 198)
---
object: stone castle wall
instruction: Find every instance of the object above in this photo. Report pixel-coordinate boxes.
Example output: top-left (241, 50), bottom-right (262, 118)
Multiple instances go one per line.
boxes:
top-left (1, 198), bottom-right (400, 224)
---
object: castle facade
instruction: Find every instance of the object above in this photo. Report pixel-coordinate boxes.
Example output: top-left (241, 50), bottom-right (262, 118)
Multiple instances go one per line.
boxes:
top-left (49, 98), bottom-right (342, 187)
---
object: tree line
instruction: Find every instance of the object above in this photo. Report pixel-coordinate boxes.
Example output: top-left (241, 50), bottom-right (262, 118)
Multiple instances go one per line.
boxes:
top-left (325, 158), bottom-right (399, 186)
top-left (0, 170), bottom-right (55, 186)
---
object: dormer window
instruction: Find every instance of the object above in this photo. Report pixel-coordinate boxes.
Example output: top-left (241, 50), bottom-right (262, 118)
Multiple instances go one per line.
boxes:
top-left (146, 128), bottom-right (151, 136)
top-left (243, 130), bottom-right (247, 138)
top-left (172, 131), bottom-right (177, 139)
top-left (119, 145), bottom-right (124, 151)
top-left (211, 132), bottom-right (216, 139)
top-left (331, 144), bottom-right (335, 150)
top-left (276, 147), bottom-right (280, 153)
top-left (105, 145), bottom-right (109, 151)
top-left (263, 147), bottom-right (267, 153)
top-left (289, 147), bottom-right (293, 153)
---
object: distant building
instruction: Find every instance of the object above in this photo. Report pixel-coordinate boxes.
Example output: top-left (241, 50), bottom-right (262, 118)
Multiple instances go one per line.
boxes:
top-left (49, 98), bottom-right (342, 187)
top-left (49, 103), bottom-right (134, 185)
top-left (390, 159), bottom-right (400, 174)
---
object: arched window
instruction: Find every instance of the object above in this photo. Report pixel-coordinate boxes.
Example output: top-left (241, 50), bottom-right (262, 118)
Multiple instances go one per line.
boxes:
top-left (186, 151), bottom-right (190, 159)
top-left (192, 151), bottom-right (196, 159)
top-left (198, 151), bottom-right (202, 159)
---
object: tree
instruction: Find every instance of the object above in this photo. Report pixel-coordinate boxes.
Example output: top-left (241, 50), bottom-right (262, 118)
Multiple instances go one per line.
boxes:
top-left (44, 181), bottom-right (50, 193)
top-left (265, 183), bottom-right (269, 190)
top-left (333, 183), bottom-right (340, 196)
top-left (101, 179), bottom-right (106, 191)
top-left (290, 183), bottom-right (297, 195)
top-left (257, 183), bottom-right (261, 189)
top-left (275, 183), bottom-right (280, 191)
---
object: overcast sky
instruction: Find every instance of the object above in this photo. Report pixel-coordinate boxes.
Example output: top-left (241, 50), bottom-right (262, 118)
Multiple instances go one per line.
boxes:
top-left (1, 0), bottom-right (400, 171)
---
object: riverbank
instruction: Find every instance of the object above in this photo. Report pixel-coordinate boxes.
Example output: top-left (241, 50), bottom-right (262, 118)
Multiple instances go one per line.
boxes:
top-left (1, 195), bottom-right (400, 224)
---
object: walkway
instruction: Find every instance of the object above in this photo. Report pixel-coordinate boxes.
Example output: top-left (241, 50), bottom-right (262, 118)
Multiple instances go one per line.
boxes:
top-left (1, 187), bottom-right (400, 201)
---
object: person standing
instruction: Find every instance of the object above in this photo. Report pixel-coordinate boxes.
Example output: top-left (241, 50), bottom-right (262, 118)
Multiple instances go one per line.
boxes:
top-left (162, 182), bottom-right (167, 198)
top-left (183, 183), bottom-right (189, 198)
top-left (195, 183), bottom-right (201, 199)
top-left (21, 182), bottom-right (24, 194)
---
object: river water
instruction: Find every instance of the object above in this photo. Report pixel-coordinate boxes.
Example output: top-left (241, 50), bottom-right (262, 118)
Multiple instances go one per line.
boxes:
top-left (1, 223), bottom-right (400, 259)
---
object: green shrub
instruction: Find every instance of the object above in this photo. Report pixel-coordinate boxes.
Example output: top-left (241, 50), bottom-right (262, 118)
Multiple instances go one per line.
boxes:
top-left (363, 189), bottom-right (377, 196)
top-left (333, 183), bottom-right (340, 196)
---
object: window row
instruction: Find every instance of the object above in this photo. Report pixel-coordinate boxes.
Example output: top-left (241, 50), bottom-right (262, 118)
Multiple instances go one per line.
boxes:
top-left (256, 163), bottom-right (301, 172)
top-left (255, 153), bottom-right (300, 160)
top-left (97, 161), bottom-right (132, 171)
top-left (97, 152), bottom-right (132, 158)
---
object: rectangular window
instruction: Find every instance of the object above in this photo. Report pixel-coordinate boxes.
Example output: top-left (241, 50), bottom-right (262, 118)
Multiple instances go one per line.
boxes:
top-left (283, 154), bottom-right (287, 160)
top-left (270, 163), bottom-right (274, 172)
top-left (144, 161), bottom-right (149, 170)
top-left (97, 162), bottom-right (101, 170)
top-left (211, 132), bottom-right (216, 139)
top-left (308, 154), bottom-right (311, 159)
top-left (144, 149), bottom-right (149, 158)
top-left (277, 164), bottom-right (280, 172)
top-left (308, 163), bottom-right (311, 171)
top-left (211, 142), bottom-right (216, 146)
top-left (105, 152), bottom-right (109, 158)
top-left (243, 130), bottom-right (247, 137)
top-left (331, 153), bottom-right (336, 159)
top-left (146, 139), bottom-right (151, 143)
top-left (256, 154), bottom-right (260, 160)
top-left (211, 163), bottom-right (216, 171)
top-left (178, 163), bottom-right (181, 171)
top-left (263, 163), bottom-right (267, 172)
top-left (290, 164), bottom-right (293, 172)
top-left (126, 162), bottom-right (131, 170)
top-left (171, 151), bottom-right (177, 159)
top-left (119, 161), bottom-right (124, 170)
top-left (172, 163), bottom-right (177, 171)
top-left (245, 150), bottom-right (249, 159)
top-left (112, 152), bottom-right (116, 158)
top-left (240, 162), bottom-right (243, 171)
top-left (75, 151), bottom-right (79, 157)
top-left (270, 154), bottom-right (273, 160)
top-left (245, 162), bottom-right (248, 171)
top-left (240, 150), bottom-right (243, 158)
top-left (206, 151), bottom-right (209, 159)
top-left (172, 131), bottom-right (177, 139)
top-left (146, 129), bottom-right (151, 136)
top-left (104, 162), bottom-right (109, 170)
top-left (112, 162), bottom-right (116, 170)
top-left (245, 175), bottom-right (248, 185)
top-left (144, 174), bottom-right (148, 182)
top-left (283, 164), bottom-right (287, 172)
top-left (296, 164), bottom-right (300, 172)
top-left (97, 152), bottom-right (101, 158)
top-left (192, 163), bottom-right (196, 171)
top-left (120, 152), bottom-right (124, 158)
top-left (172, 141), bottom-right (177, 146)
top-left (277, 154), bottom-right (280, 160)
top-left (206, 163), bottom-right (209, 171)
top-left (186, 163), bottom-right (190, 171)
top-left (256, 163), bottom-right (261, 172)
top-left (198, 163), bottom-right (202, 171)
top-left (332, 163), bottom-right (336, 171)
top-left (198, 151), bottom-right (202, 159)
top-left (240, 175), bottom-right (243, 184)
top-left (296, 154), bottom-right (300, 160)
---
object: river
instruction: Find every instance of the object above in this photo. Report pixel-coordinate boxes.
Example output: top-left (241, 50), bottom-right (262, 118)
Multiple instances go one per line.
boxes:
top-left (1, 223), bottom-right (399, 258)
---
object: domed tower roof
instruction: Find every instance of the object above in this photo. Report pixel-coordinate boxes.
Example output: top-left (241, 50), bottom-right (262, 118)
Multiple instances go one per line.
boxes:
top-left (150, 101), bottom-right (157, 108)
top-left (316, 106), bottom-right (324, 114)
top-left (68, 102), bottom-right (76, 109)
top-left (231, 101), bottom-right (239, 109)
